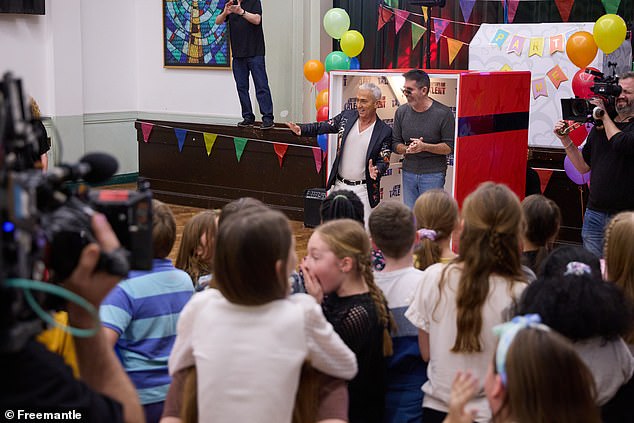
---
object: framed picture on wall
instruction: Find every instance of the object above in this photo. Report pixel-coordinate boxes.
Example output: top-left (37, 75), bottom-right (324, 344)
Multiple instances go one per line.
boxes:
top-left (163, 0), bottom-right (231, 68)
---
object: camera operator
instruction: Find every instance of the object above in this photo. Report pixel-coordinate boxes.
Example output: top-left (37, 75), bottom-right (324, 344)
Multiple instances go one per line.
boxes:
top-left (554, 71), bottom-right (634, 258)
top-left (0, 214), bottom-right (144, 423)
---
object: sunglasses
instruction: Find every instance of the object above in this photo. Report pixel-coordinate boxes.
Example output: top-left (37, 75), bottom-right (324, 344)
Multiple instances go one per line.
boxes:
top-left (401, 87), bottom-right (415, 96)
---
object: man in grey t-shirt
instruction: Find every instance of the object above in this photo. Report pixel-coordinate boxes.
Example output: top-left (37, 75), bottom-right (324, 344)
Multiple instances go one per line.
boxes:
top-left (392, 69), bottom-right (455, 208)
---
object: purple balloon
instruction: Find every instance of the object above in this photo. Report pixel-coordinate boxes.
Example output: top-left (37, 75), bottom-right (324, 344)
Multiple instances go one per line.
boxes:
top-left (564, 148), bottom-right (591, 185)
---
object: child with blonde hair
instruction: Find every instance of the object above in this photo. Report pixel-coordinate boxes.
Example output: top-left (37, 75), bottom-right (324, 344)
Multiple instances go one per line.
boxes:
top-left (302, 219), bottom-right (393, 423)
top-left (406, 182), bottom-right (528, 423)
top-left (175, 209), bottom-right (219, 289)
top-left (412, 189), bottom-right (458, 270)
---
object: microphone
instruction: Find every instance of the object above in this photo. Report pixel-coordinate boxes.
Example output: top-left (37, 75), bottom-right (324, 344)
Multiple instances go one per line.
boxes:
top-left (47, 152), bottom-right (118, 184)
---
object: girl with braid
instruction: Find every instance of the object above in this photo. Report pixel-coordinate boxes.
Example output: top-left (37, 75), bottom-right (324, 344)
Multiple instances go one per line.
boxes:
top-left (405, 182), bottom-right (528, 423)
top-left (302, 219), bottom-right (393, 423)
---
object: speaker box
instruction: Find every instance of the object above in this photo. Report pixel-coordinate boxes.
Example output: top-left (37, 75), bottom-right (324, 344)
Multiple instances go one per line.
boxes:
top-left (303, 188), bottom-right (326, 228)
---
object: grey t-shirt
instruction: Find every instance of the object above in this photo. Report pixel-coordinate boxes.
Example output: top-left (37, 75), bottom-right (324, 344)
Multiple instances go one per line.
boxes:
top-left (392, 100), bottom-right (455, 174)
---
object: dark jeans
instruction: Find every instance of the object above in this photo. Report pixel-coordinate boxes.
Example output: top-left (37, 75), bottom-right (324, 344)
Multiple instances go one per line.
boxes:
top-left (232, 56), bottom-right (274, 123)
top-left (421, 407), bottom-right (447, 423)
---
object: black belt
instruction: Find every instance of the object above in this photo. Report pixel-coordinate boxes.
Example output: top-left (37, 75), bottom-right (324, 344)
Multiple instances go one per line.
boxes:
top-left (337, 174), bottom-right (366, 186)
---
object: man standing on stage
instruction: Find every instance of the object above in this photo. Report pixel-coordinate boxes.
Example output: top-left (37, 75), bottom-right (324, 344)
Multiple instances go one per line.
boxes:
top-left (392, 69), bottom-right (455, 209)
top-left (554, 71), bottom-right (634, 257)
top-left (216, 0), bottom-right (274, 130)
top-left (286, 83), bottom-right (392, 222)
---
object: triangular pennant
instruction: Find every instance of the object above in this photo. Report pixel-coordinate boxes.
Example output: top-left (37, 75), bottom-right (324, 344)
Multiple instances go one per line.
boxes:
top-left (446, 38), bottom-right (464, 66)
top-left (312, 147), bottom-right (323, 174)
top-left (386, 0), bottom-right (399, 7)
top-left (273, 143), bottom-right (289, 168)
top-left (203, 132), bottom-right (217, 156)
top-left (233, 137), bottom-right (248, 162)
top-left (421, 6), bottom-right (428, 22)
top-left (378, 5), bottom-right (392, 31)
top-left (535, 169), bottom-right (553, 194)
top-left (174, 128), bottom-right (187, 152)
top-left (532, 77), bottom-right (548, 99)
top-left (411, 22), bottom-right (427, 49)
top-left (506, 0), bottom-right (520, 23)
top-left (432, 18), bottom-right (449, 44)
top-left (458, 0), bottom-right (476, 23)
top-left (393, 9), bottom-right (410, 34)
top-left (141, 122), bottom-right (154, 143)
top-left (546, 65), bottom-right (568, 89)
top-left (601, 0), bottom-right (621, 13)
top-left (554, 0), bottom-right (574, 22)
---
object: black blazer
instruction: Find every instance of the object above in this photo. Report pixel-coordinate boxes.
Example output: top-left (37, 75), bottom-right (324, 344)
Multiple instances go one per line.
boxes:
top-left (299, 110), bottom-right (392, 207)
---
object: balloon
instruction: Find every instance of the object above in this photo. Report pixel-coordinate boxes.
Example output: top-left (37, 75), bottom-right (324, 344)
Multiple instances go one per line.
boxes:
top-left (593, 14), bottom-right (627, 54)
top-left (315, 73), bottom-right (329, 91)
top-left (324, 51), bottom-right (350, 72)
top-left (303, 60), bottom-right (324, 83)
top-left (349, 57), bottom-right (360, 70)
top-left (323, 8), bottom-right (350, 39)
top-left (566, 31), bottom-right (598, 69)
top-left (571, 67), bottom-right (600, 99)
top-left (315, 89), bottom-right (329, 110)
top-left (569, 124), bottom-right (588, 147)
top-left (317, 106), bottom-right (329, 122)
top-left (564, 148), bottom-right (591, 185)
top-left (340, 30), bottom-right (365, 58)
top-left (317, 134), bottom-right (328, 152)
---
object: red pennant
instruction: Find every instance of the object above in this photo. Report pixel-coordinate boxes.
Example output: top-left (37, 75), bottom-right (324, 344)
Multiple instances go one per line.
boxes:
top-left (312, 147), bottom-right (323, 174)
top-left (394, 9), bottom-right (410, 34)
top-left (506, 0), bottom-right (520, 23)
top-left (141, 122), bottom-right (154, 143)
top-left (554, 0), bottom-right (574, 22)
top-left (377, 5), bottom-right (392, 31)
top-left (535, 169), bottom-right (553, 194)
top-left (273, 143), bottom-right (289, 168)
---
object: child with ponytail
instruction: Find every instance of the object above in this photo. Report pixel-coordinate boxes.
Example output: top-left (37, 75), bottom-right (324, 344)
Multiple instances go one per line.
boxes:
top-left (302, 219), bottom-right (393, 423)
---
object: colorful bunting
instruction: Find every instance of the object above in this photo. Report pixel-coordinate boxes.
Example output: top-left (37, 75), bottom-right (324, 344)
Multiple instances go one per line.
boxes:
top-left (529, 37), bottom-right (545, 57)
top-left (411, 22), bottom-right (427, 49)
top-left (507, 35), bottom-right (526, 55)
top-left (432, 18), bottom-right (450, 44)
top-left (377, 5), bottom-right (392, 31)
top-left (421, 6), bottom-right (428, 23)
top-left (532, 78), bottom-right (548, 99)
top-left (312, 147), bottom-right (323, 174)
top-left (505, 0), bottom-right (521, 23)
top-left (273, 143), bottom-right (289, 168)
top-left (447, 38), bottom-right (464, 66)
top-left (174, 128), bottom-right (187, 152)
top-left (141, 122), bottom-right (154, 143)
top-left (549, 34), bottom-right (565, 54)
top-left (547, 65), bottom-right (568, 89)
top-left (554, 0), bottom-right (574, 22)
top-left (394, 9), bottom-right (410, 34)
top-left (601, 0), bottom-right (621, 14)
top-left (203, 133), bottom-right (217, 156)
top-left (233, 137), bottom-right (247, 162)
top-left (458, 0), bottom-right (476, 23)
top-left (491, 29), bottom-right (510, 48)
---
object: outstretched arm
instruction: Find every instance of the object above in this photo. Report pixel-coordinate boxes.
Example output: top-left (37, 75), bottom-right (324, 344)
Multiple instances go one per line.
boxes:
top-left (554, 120), bottom-right (590, 173)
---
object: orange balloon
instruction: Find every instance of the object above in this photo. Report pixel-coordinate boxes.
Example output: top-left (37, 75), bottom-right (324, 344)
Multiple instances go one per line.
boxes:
top-left (315, 89), bottom-right (329, 110)
top-left (566, 31), bottom-right (598, 69)
top-left (303, 60), bottom-right (325, 83)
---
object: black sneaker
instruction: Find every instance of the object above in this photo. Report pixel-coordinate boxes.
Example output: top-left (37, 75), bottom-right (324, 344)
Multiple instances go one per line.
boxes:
top-left (260, 121), bottom-right (274, 130)
top-left (237, 119), bottom-right (255, 127)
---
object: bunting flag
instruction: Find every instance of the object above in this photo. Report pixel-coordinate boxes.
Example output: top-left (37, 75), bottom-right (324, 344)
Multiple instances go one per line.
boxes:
top-left (500, 64), bottom-right (513, 71)
top-left (447, 38), bottom-right (464, 65)
top-left (394, 9), bottom-right (410, 34)
top-left (174, 128), bottom-right (187, 152)
top-left (535, 169), bottom-right (553, 194)
top-left (411, 22), bottom-right (427, 49)
top-left (273, 143), bottom-right (289, 168)
top-left (505, 0), bottom-right (520, 23)
top-left (233, 137), bottom-right (248, 162)
top-left (312, 147), bottom-right (323, 174)
top-left (432, 18), bottom-right (450, 43)
top-left (532, 78), bottom-right (548, 99)
top-left (421, 6), bottom-right (428, 22)
top-left (549, 34), bottom-right (565, 54)
top-left (554, 0), bottom-right (574, 22)
top-left (547, 65), bottom-right (568, 89)
top-left (491, 29), bottom-right (510, 48)
top-left (528, 37), bottom-right (545, 57)
top-left (601, 0), bottom-right (621, 13)
top-left (203, 133), bottom-right (217, 156)
top-left (458, 0), bottom-right (476, 23)
top-left (384, 0), bottom-right (398, 7)
top-left (507, 35), bottom-right (525, 55)
top-left (377, 5), bottom-right (392, 31)
top-left (141, 122), bottom-right (154, 143)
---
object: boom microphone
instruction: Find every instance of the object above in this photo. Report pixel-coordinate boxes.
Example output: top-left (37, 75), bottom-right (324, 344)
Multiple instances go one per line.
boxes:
top-left (47, 152), bottom-right (118, 184)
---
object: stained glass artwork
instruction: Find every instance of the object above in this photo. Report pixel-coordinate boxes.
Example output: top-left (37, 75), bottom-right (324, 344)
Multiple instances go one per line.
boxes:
top-left (163, 0), bottom-right (230, 68)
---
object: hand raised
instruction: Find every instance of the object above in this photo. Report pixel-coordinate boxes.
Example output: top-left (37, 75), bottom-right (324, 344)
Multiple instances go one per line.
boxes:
top-left (285, 122), bottom-right (302, 136)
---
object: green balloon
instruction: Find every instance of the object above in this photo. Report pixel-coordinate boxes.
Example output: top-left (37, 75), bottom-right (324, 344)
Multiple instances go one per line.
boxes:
top-left (324, 51), bottom-right (351, 72)
top-left (323, 8), bottom-right (350, 40)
